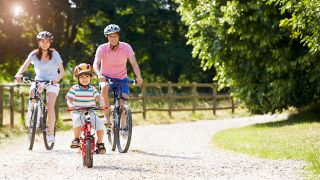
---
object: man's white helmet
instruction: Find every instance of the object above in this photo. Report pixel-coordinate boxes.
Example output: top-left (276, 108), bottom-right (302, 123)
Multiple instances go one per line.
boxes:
top-left (104, 24), bottom-right (121, 37)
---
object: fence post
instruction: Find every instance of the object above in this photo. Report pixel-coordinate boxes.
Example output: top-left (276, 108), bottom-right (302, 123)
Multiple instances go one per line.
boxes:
top-left (142, 83), bottom-right (146, 120)
top-left (10, 86), bottom-right (14, 128)
top-left (231, 96), bottom-right (235, 114)
top-left (0, 85), bottom-right (3, 127)
top-left (168, 81), bottom-right (172, 118)
top-left (212, 83), bottom-right (217, 115)
top-left (192, 82), bottom-right (196, 113)
top-left (21, 93), bottom-right (25, 121)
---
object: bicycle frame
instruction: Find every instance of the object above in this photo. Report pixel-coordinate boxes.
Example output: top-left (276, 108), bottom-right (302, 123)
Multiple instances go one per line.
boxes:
top-left (105, 78), bottom-right (135, 153)
top-left (22, 77), bottom-right (56, 150)
top-left (79, 111), bottom-right (96, 158)
top-left (69, 107), bottom-right (104, 168)
top-left (107, 78), bottom-right (136, 112)
top-left (32, 82), bottom-right (47, 126)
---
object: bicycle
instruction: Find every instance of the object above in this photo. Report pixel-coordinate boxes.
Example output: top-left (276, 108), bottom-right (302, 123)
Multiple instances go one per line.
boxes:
top-left (21, 77), bottom-right (57, 150)
top-left (67, 106), bottom-right (104, 168)
top-left (105, 78), bottom-right (136, 153)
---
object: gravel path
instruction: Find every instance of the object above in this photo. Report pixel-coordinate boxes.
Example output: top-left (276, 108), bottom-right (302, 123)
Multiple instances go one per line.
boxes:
top-left (0, 113), bottom-right (307, 179)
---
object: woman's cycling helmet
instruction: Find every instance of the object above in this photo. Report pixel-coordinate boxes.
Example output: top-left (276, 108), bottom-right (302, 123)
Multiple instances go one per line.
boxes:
top-left (104, 24), bottom-right (120, 37)
top-left (36, 31), bottom-right (53, 42)
top-left (73, 63), bottom-right (94, 79)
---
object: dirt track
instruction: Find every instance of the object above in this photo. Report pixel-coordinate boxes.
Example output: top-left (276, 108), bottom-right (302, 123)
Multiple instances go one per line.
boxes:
top-left (0, 114), bottom-right (306, 179)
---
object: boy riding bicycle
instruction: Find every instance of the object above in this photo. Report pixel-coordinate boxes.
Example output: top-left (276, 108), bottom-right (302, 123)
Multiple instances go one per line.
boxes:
top-left (65, 63), bottom-right (106, 154)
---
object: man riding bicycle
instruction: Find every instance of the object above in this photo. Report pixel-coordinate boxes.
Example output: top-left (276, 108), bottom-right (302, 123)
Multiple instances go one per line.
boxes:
top-left (93, 24), bottom-right (143, 125)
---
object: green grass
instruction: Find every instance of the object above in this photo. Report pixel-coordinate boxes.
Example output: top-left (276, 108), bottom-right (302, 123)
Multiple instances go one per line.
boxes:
top-left (213, 110), bottom-right (320, 176)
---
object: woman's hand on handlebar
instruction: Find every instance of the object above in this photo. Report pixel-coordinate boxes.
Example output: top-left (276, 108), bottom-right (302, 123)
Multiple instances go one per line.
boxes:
top-left (52, 79), bottom-right (59, 84)
top-left (14, 74), bottom-right (23, 83)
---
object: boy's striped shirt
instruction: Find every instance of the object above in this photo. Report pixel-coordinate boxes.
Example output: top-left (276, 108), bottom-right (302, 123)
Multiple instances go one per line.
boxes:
top-left (65, 84), bottom-right (100, 107)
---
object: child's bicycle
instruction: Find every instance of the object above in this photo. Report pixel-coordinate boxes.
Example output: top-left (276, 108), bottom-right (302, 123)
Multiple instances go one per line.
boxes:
top-left (105, 78), bottom-right (136, 153)
top-left (67, 106), bottom-right (105, 168)
top-left (21, 77), bottom-right (57, 150)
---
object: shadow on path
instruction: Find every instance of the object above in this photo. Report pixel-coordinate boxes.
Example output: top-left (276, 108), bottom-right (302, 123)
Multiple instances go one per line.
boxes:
top-left (253, 111), bottom-right (320, 128)
top-left (130, 149), bottom-right (199, 160)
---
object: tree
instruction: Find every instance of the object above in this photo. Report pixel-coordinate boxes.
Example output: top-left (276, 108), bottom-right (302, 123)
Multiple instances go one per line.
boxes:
top-left (0, 0), bottom-right (214, 84)
top-left (175, 0), bottom-right (320, 113)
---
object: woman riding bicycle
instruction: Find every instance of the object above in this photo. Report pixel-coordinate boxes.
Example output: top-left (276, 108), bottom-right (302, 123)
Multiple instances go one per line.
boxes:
top-left (15, 31), bottom-right (65, 143)
top-left (93, 24), bottom-right (143, 125)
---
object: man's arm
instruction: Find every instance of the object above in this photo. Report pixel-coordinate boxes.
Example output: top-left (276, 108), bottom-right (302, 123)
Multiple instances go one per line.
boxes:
top-left (93, 55), bottom-right (106, 82)
top-left (128, 55), bottom-right (143, 84)
top-left (93, 56), bottom-right (101, 76)
top-left (96, 95), bottom-right (105, 108)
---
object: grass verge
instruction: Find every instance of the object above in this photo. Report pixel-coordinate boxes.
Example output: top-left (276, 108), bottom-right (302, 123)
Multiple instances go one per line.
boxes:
top-left (212, 110), bottom-right (320, 176)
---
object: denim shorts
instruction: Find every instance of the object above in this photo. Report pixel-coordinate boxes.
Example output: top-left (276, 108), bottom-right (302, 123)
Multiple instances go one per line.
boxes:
top-left (100, 76), bottom-right (130, 95)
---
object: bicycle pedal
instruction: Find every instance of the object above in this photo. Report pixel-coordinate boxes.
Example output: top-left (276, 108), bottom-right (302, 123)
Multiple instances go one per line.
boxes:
top-left (70, 145), bottom-right (80, 149)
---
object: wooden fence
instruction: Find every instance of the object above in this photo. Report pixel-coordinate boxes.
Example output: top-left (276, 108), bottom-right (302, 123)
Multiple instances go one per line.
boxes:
top-left (0, 82), bottom-right (235, 127)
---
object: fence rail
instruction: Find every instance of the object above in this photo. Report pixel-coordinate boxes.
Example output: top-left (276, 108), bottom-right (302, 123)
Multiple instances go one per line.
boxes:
top-left (0, 82), bottom-right (235, 127)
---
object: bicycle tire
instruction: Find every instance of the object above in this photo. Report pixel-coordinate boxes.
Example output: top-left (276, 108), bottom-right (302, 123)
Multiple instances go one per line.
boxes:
top-left (106, 106), bottom-right (117, 151)
top-left (42, 108), bottom-right (56, 150)
top-left (83, 139), bottom-right (93, 168)
top-left (116, 105), bottom-right (132, 153)
top-left (28, 104), bottom-right (38, 150)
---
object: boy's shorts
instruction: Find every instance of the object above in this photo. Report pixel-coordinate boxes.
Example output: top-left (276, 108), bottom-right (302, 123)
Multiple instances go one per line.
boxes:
top-left (72, 112), bottom-right (105, 131)
top-left (99, 76), bottom-right (130, 95)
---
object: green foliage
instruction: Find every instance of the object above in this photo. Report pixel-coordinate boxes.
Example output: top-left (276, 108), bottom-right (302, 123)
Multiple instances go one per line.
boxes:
top-left (175, 0), bottom-right (320, 113)
top-left (0, 0), bottom-right (214, 84)
top-left (266, 0), bottom-right (320, 53)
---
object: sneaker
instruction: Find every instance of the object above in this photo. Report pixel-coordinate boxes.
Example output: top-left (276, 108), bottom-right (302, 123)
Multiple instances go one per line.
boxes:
top-left (47, 135), bottom-right (55, 143)
top-left (70, 138), bottom-right (80, 148)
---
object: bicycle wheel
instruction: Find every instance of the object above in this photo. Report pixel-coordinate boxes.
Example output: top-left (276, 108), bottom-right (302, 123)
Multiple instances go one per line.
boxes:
top-left (28, 104), bottom-right (38, 150)
top-left (42, 108), bottom-right (56, 150)
top-left (83, 139), bottom-right (93, 168)
top-left (106, 105), bottom-right (116, 151)
top-left (116, 105), bottom-right (132, 153)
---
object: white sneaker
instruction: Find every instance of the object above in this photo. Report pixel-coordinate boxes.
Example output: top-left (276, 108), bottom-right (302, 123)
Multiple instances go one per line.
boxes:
top-left (47, 135), bottom-right (55, 143)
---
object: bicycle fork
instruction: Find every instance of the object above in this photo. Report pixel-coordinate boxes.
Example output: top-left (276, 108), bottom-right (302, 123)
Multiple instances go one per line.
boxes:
top-left (81, 121), bottom-right (95, 157)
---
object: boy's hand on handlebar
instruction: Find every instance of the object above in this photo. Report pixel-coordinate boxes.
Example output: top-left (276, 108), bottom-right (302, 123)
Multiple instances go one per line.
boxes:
top-left (67, 105), bottom-right (77, 111)
top-left (99, 105), bottom-right (109, 110)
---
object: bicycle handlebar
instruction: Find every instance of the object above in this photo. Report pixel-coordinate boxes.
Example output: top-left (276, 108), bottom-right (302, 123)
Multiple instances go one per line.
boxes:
top-left (66, 106), bottom-right (108, 113)
top-left (17, 76), bottom-right (53, 85)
